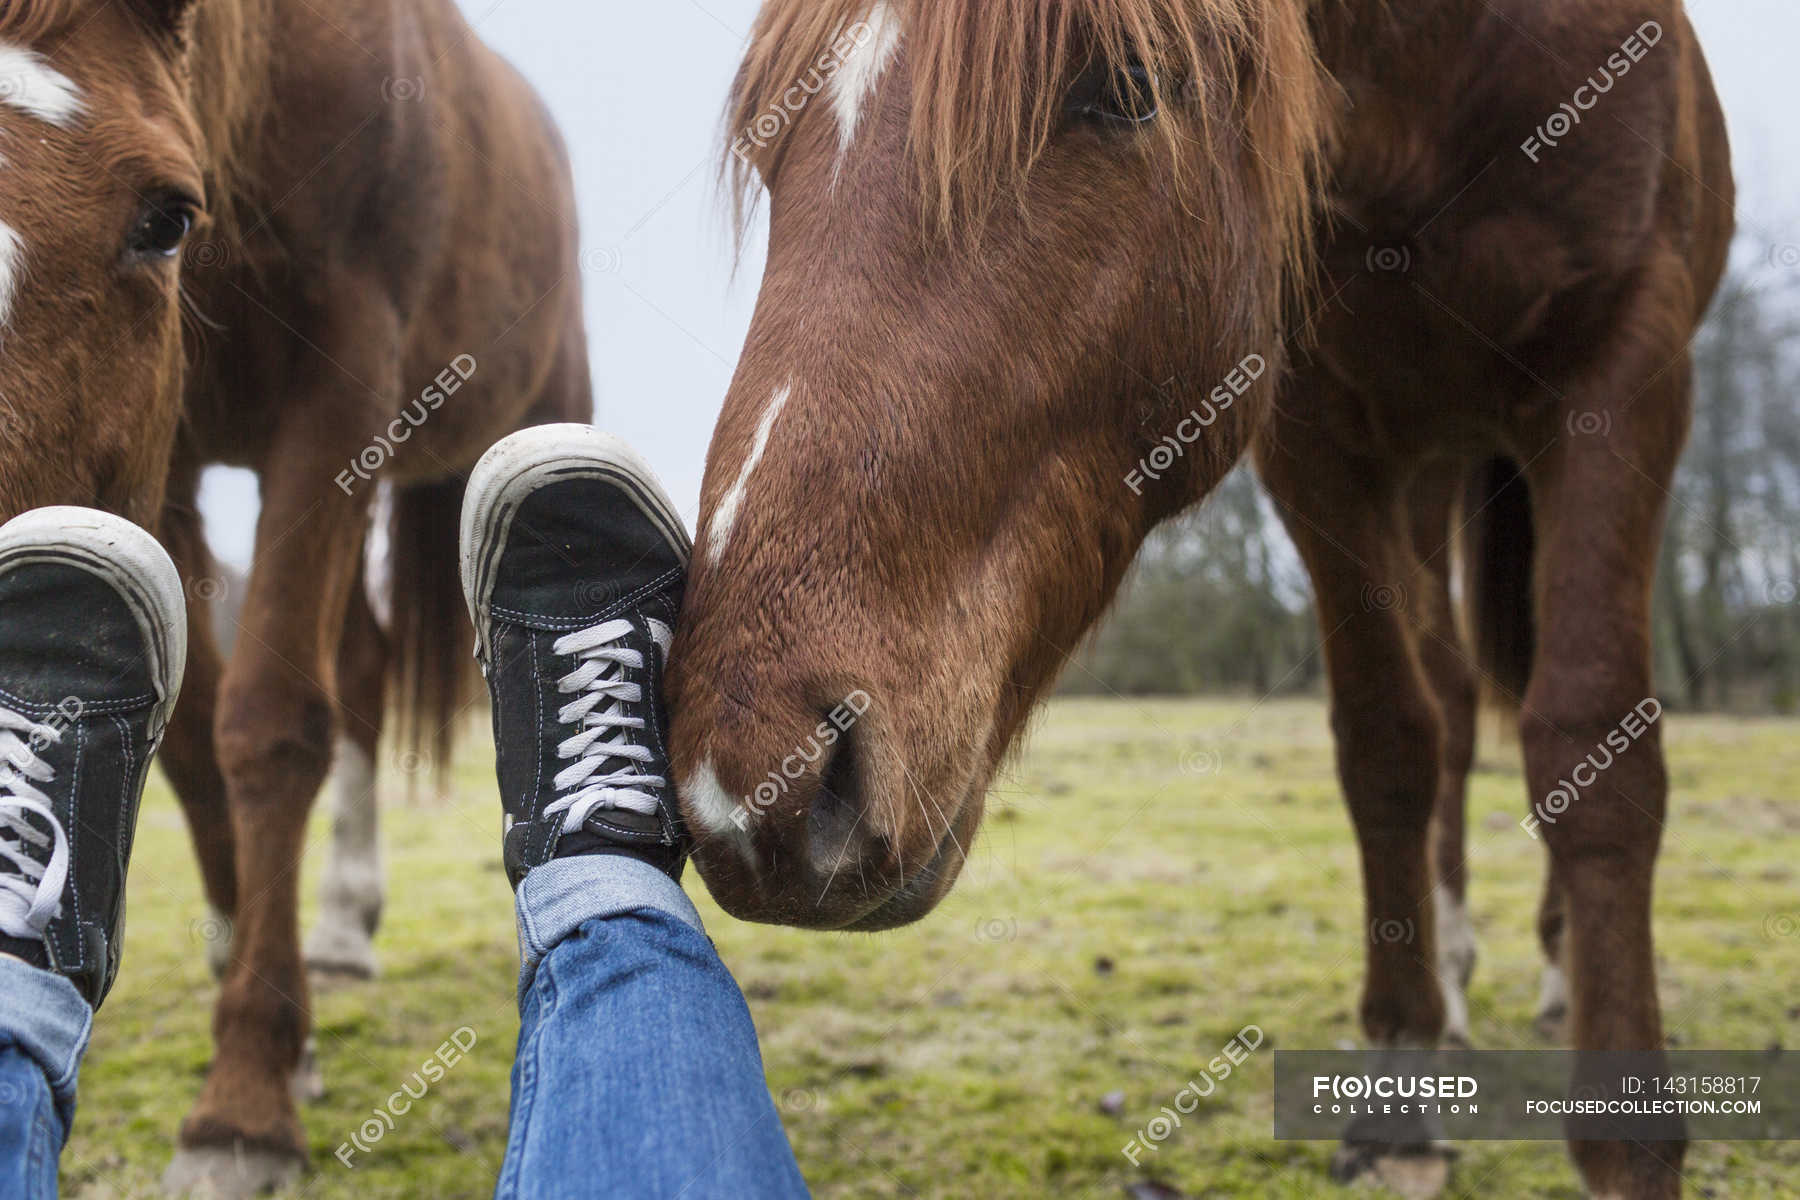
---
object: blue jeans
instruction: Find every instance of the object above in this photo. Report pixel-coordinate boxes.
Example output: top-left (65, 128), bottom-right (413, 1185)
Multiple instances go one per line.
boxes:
top-left (0, 956), bottom-right (89, 1200)
top-left (0, 858), bottom-right (806, 1199)
top-left (500, 854), bottom-right (807, 1199)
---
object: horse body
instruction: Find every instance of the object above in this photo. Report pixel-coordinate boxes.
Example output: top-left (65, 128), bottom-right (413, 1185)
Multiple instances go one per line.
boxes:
top-left (165, 0), bottom-right (590, 1183)
top-left (1255, 4), bottom-right (1733, 1189)
top-left (175, 0), bottom-right (583, 477)
top-left (678, 1), bottom-right (1731, 1195)
top-left (1301, 1), bottom-right (1731, 455)
top-left (0, 0), bottom-right (587, 1188)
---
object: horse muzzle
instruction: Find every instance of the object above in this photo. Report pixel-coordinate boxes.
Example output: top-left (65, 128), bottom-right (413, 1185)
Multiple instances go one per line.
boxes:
top-left (671, 678), bottom-right (980, 931)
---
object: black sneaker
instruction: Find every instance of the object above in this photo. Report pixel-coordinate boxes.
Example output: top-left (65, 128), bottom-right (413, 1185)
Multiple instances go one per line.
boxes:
top-left (460, 426), bottom-right (692, 888)
top-left (0, 507), bottom-right (186, 1009)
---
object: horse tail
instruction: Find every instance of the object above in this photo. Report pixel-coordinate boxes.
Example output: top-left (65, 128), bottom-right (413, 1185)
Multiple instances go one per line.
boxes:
top-left (1460, 456), bottom-right (1537, 711)
top-left (386, 475), bottom-right (478, 782)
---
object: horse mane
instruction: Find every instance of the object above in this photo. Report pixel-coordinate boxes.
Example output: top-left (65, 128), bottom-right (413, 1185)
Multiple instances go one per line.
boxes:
top-left (185, 0), bottom-right (274, 237)
top-left (726, 0), bottom-right (1326, 270)
top-left (0, 0), bottom-right (85, 45)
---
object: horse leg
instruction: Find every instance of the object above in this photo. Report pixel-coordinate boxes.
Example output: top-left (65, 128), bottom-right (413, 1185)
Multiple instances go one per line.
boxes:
top-left (1406, 462), bottom-right (1481, 1049)
top-left (1520, 318), bottom-right (1690, 1198)
top-left (155, 459), bottom-right (239, 979)
top-left (166, 360), bottom-right (388, 1198)
top-left (1259, 426), bottom-right (1450, 1191)
top-left (305, 559), bottom-right (388, 983)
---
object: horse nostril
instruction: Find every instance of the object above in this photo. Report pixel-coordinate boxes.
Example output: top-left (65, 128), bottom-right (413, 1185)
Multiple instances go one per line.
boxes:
top-left (806, 715), bottom-right (875, 869)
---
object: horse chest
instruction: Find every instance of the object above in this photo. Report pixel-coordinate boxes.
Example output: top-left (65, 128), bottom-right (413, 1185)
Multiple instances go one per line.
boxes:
top-left (1300, 1), bottom-right (1675, 450)
top-left (1306, 150), bottom-right (1601, 448)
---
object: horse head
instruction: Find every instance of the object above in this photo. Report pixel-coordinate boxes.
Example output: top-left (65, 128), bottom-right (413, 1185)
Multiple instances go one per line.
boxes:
top-left (0, 0), bottom-right (211, 524)
top-left (670, 0), bottom-right (1325, 929)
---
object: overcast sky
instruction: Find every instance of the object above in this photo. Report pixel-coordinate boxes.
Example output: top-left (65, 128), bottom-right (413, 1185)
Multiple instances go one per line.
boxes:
top-left (199, 0), bottom-right (1799, 567)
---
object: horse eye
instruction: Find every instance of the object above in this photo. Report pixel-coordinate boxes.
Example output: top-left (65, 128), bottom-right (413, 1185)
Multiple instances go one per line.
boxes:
top-left (127, 203), bottom-right (194, 259)
top-left (1070, 59), bottom-right (1160, 127)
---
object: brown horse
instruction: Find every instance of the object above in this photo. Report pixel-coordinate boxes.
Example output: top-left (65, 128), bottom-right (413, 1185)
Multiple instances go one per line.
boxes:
top-left (0, 0), bottom-right (587, 1192)
top-left (672, 1), bottom-right (1732, 1196)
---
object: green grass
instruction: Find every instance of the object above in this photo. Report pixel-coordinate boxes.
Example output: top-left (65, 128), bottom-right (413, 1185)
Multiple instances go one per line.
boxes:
top-left (66, 698), bottom-right (1800, 1198)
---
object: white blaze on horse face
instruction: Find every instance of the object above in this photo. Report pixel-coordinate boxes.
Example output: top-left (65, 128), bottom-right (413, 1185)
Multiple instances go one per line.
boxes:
top-left (0, 45), bottom-right (84, 128)
top-left (683, 757), bottom-right (757, 862)
top-left (829, 1), bottom-right (903, 163)
top-left (0, 223), bottom-right (24, 330)
top-left (0, 46), bottom-right (83, 330)
top-left (705, 386), bottom-right (791, 565)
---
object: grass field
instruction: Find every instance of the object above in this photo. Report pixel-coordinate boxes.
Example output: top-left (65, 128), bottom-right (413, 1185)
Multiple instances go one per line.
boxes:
top-left (65, 698), bottom-right (1800, 1198)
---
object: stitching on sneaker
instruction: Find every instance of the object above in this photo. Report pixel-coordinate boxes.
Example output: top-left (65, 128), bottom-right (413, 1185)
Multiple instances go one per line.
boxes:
top-left (0, 685), bottom-right (154, 717)
top-left (488, 566), bottom-right (683, 632)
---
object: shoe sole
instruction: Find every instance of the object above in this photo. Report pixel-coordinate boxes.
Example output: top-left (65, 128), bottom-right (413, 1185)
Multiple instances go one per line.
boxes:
top-left (459, 425), bottom-right (692, 660)
top-left (0, 507), bottom-right (188, 738)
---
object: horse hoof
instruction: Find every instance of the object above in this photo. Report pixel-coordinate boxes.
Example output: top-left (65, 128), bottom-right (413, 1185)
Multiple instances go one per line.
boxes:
top-left (306, 958), bottom-right (378, 993)
top-left (303, 936), bottom-right (379, 985)
top-left (1330, 1143), bottom-right (1455, 1197)
top-left (1533, 1002), bottom-right (1568, 1043)
top-left (162, 1144), bottom-right (303, 1198)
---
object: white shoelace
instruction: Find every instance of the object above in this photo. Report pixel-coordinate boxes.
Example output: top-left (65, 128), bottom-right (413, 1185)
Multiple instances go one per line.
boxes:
top-left (544, 617), bottom-right (674, 835)
top-left (0, 707), bottom-right (69, 940)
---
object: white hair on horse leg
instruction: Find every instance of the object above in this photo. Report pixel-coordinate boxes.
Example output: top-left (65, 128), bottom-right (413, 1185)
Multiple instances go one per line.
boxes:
top-left (1433, 884), bottom-right (1477, 1046)
top-left (1537, 960), bottom-right (1568, 1018)
top-left (303, 736), bottom-right (384, 978)
top-left (202, 904), bottom-right (233, 980)
top-left (706, 385), bottom-right (790, 565)
top-left (362, 481), bottom-right (394, 633)
top-left (0, 45), bottom-right (85, 128)
top-left (682, 757), bottom-right (757, 863)
top-left (0, 223), bottom-right (22, 329)
top-left (829, 0), bottom-right (903, 164)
